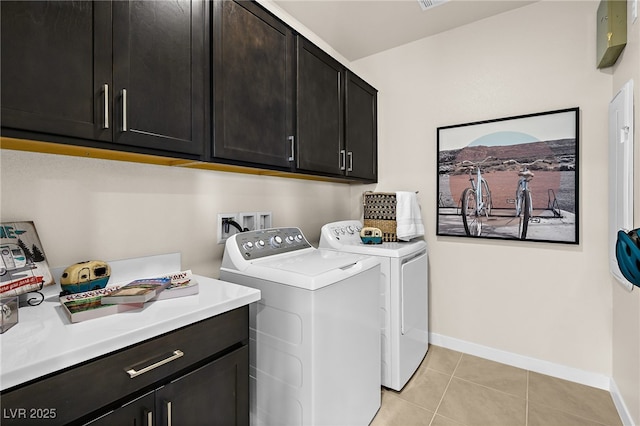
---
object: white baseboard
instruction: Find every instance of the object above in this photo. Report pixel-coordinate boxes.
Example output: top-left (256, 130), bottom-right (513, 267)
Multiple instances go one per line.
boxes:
top-left (429, 332), bottom-right (609, 388)
top-left (609, 378), bottom-right (636, 426)
top-left (429, 333), bottom-right (634, 425)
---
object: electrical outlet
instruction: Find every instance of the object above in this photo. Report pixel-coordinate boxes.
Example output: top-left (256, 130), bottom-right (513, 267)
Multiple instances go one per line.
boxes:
top-left (217, 213), bottom-right (238, 244)
top-left (239, 212), bottom-right (258, 231)
top-left (257, 212), bottom-right (272, 230)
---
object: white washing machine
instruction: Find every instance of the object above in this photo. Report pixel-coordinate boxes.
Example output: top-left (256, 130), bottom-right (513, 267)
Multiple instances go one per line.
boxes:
top-left (220, 227), bottom-right (381, 426)
top-left (320, 220), bottom-right (429, 391)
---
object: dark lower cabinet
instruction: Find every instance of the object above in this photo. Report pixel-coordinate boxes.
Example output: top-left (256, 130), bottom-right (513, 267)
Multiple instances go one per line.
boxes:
top-left (155, 347), bottom-right (248, 426)
top-left (87, 347), bottom-right (249, 426)
top-left (211, 0), bottom-right (295, 169)
top-left (87, 391), bottom-right (155, 426)
top-left (0, 307), bottom-right (249, 426)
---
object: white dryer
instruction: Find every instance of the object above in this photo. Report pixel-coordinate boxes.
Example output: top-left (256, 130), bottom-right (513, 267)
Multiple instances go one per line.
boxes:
top-left (320, 220), bottom-right (429, 391)
top-left (220, 227), bottom-right (381, 426)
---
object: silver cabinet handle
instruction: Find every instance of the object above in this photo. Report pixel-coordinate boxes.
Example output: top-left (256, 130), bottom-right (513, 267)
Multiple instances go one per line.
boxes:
top-left (165, 401), bottom-right (172, 426)
top-left (340, 149), bottom-right (346, 170)
top-left (102, 84), bottom-right (109, 129)
top-left (126, 350), bottom-right (184, 378)
top-left (347, 151), bottom-right (353, 172)
top-left (146, 409), bottom-right (153, 426)
top-left (288, 135), bottom-right (295, 162)
top-left (121, 88), bottom-right (128, 132)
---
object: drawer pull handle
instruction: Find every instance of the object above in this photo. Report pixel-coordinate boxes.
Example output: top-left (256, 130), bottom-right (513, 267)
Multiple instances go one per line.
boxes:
top-left (126, 350), bottom-right (184, 378)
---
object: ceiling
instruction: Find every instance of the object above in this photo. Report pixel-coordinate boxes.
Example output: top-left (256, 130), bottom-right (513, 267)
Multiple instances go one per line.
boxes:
top-left (273, 0), bottom-right (537, 61)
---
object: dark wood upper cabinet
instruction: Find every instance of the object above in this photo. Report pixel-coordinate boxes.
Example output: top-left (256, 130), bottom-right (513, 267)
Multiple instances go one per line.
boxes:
top-left (112, 0), bottom-right (205, 155)
top-left (1, 0), bottom-right (375, 182)
top-left (1, 1), bottom-right (112, 142)
top-left (211, 0), bottom-right (295, 169)
top-left (345, 70), bottom-right (378, 181)
top-left (1, 0), bottom-right (206, 157)
top-left (296, 37), bottom-right (344, 175)
top-left (295, 36), bottom-right (377, 182)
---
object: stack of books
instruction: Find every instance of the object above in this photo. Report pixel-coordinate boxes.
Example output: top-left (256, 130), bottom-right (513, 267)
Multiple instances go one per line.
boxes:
top-left (60, 270), bottom-right (199, 323)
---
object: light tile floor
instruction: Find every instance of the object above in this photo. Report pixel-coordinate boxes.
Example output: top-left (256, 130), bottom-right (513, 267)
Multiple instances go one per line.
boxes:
top-left (371, 345), bottom-right (622, 426)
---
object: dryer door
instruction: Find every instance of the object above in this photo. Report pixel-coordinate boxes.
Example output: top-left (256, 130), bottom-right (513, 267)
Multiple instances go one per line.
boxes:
top-left (401, 250), bottom-right (428, 335)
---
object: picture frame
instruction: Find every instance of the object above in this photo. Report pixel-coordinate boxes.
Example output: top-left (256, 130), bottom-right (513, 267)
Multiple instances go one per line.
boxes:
top-left (437, 107), bottom-right (579, 244)
top-left (1, 221), bottom-right (55, 300)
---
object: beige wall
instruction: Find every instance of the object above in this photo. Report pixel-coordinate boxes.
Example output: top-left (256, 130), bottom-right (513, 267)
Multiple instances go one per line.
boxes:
top-left (352, 0), bottom-right (639, 421)
top-left (353, 1), bottom-right (614, 375)
top-left (611, 0), bottom-right (640, 423)
top-left (0, 150), bottom-right (353, 278)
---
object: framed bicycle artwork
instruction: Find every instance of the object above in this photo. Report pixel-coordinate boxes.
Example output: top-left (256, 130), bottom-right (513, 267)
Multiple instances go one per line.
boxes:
top-left (436, 107), bottom-right (579, 244)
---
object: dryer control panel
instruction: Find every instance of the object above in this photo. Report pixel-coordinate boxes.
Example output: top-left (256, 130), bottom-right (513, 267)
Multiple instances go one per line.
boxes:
top-left (230, 228), bottom-right (312, 260)
top-left (321, 220), bottom-right (364, 245)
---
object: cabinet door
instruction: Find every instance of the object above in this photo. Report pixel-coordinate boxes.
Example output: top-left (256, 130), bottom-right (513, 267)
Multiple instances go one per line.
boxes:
top-left (0, 1), bottom-right (112, 142)
top-left (212, 0), bottom-right (294, 168)
top-left (296, 37), bottom-right (344, 175)
top-left (112, 0), bottom-right (205, 156)
top-left (155, 346), bottom-right (249, 426)
top-left (85, 391), bottom-right (155, 426)
top-left (345, 71), bottom-right (378, 181)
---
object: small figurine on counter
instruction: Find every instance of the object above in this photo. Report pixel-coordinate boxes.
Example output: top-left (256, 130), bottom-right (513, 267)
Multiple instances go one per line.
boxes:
top-left (360, 227), bottom-right (383, 245)
top-left (59, 260), bottom-right (111, 295)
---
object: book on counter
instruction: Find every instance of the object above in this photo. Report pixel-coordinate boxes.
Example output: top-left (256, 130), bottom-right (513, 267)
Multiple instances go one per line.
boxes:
top-left (100, 277), bottom-right (171, 305)
top-left (60, 286), bottom-right (143, 323)
top-left (152, 270), bottom-right (199, 301)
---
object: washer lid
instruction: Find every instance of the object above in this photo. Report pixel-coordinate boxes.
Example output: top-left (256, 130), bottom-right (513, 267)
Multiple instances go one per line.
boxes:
top-left (255, 249), bottom-right (369, 275)
top-left (242, 250), bottom-right (380, 290)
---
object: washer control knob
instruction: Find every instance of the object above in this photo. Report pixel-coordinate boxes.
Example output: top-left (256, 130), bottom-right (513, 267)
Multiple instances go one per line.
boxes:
top-left (242, 241), bottom-right (254, 250)
top-left (270, 235), bottom-right (283, 248)
top-left (295, 234), bottom-right (303, 242)
top-left (286, 235), bottom-right (295, 244)
top-left (256, 240), bottom-right (265, 248)
top-left (333, 228), bottom-right (340, 236)
top-left (346, 226), bottom-right (355, 234)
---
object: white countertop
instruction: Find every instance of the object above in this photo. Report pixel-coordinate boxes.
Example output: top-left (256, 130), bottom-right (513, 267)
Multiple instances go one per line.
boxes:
top-left (0, 255), bottom-right (260, 391)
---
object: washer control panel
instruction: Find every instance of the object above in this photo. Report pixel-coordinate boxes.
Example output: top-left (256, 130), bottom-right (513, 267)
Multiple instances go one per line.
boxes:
top-left (232, 227), bottom-right (311, 260)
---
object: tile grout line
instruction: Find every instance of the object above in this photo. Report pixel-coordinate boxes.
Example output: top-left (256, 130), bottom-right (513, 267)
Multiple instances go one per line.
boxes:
top-left (449, 375), bottom-right (529, 400)
top-left (428, 353), bottom-right (464, 426)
